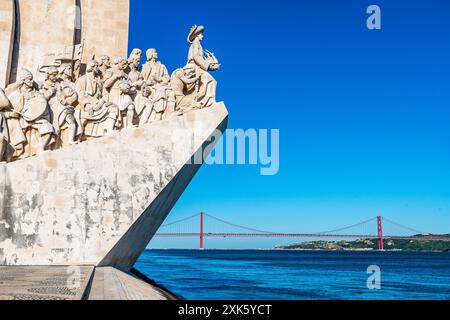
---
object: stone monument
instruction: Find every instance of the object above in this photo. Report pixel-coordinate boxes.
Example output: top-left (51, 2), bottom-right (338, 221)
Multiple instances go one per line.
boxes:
top-left (0, 0), bottom-right (228, 300)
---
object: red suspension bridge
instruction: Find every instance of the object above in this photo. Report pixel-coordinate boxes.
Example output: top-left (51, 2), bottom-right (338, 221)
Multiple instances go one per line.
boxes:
top-left (154, 213), bottom-right (450, 250)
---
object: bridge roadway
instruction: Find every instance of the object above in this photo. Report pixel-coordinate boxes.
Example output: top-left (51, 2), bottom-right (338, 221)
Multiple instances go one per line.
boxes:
top-left (155, 233), bottom-right (450, 241)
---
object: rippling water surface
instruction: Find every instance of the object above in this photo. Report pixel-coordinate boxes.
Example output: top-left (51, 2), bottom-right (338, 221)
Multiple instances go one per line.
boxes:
top-left (135, 250), bottom-right (450, 300)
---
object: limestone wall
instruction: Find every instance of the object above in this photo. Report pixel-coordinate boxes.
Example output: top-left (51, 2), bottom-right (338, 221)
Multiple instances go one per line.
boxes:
top-left (1, 0), bottom-right (130, 85)
top-left (0, 0), bottom-right (15, 88)
top-left (12, 0), bottom-right (77, 82)
top-left (80, 0), bottom-right (129, 62)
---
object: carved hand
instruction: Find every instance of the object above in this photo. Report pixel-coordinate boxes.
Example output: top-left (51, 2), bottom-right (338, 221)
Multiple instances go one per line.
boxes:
top-left (5, 111), bottom-right (20, 119)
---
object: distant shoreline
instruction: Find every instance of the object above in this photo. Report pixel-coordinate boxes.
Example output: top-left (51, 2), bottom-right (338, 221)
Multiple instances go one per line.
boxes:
top-left (145, 248), bottom-right (450, 253)
top-left (274, 238), bottom-right (450, 252)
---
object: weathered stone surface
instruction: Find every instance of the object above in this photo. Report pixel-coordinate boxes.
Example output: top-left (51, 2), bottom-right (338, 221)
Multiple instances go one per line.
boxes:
top-left (0, 103), bottom-right (228, 269)
top-left (0, 0), bottom-right (15, 88)
top-left (12, 0), bottom-right (77, 81)
top-left (1, 0), bottom-right (130, 84)
top-left (80, 0), bottom-right (129, 62)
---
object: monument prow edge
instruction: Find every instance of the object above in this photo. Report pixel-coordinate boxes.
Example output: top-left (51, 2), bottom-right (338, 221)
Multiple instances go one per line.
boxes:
top-left (0, 103), bottom-right (228, 268)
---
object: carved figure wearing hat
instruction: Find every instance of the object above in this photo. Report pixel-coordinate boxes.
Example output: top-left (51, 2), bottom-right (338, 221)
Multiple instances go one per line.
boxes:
top-left (186, 25), bottom-right (220, 108)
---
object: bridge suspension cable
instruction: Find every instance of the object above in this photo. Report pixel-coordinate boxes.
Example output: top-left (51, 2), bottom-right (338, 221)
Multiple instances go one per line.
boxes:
top-left (382, 217), bottom-right (432, 235)
top-left (204, 213), bottom-right (276, 234)
top-left (160, 213), bottom-right (200, 228)
top-left (314, 217), bottom-right (377, 235)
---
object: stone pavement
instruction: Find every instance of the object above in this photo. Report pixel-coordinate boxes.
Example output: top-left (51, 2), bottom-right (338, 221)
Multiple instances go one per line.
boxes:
top-left (0, 266), bottom-right (174, 300)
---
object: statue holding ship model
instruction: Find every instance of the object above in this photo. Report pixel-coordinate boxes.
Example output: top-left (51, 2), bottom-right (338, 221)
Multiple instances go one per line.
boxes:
top-left (0, 25), bottom-right (221, 163)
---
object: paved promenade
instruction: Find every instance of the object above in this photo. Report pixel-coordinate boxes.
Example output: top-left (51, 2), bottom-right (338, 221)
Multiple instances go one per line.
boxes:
top-left (0, 266), bottom-right (174, 300)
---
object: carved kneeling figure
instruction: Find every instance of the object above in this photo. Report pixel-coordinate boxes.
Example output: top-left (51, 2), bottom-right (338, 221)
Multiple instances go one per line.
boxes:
top-left (134, 82), bottom-right (154, 126)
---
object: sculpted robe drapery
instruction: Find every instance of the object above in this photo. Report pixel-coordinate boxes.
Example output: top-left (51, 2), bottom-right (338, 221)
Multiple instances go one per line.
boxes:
top-left (51, 101), bottom-right (83, 137)
top-left (1, 88), bottom-right (26, 158)
top-left (187, 39), bottom-right (217, 108)
top-left (75, 73), bottom-right (118, 137)
top-left (141, 61), bottom-right (175, 116)
top-left (141, 61), bottom-right (170, 83)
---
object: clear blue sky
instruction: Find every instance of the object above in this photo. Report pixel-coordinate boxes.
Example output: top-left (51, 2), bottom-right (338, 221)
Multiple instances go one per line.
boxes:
top-left (128, 0), bottom-right (450, 249)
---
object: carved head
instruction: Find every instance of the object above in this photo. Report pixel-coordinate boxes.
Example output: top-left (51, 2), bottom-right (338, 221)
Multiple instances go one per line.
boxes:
top-left (18, 69), bottom-right (34, 90)
top-left (86, 60), bottom-right (100, 75)
top-left (118, 80), bottom-right (132, 94)
top-left (141, 82), bottom-right (152, 98)
top-left (183, 64), bottom-right (197, 77)
top-left (99, 55), bottom-right (111, 68)
top-left (129, 48), bottom-right (142, 67)
top-left (146, 48), bottom-right (158, 61)
top-left (59, 65), bottom-right (73, 79)
top-left (46, 66), bottom-right (59, 82)
top-left (114, 57), bottom-right (128, 71)
top-left (187, 25), bottom-right (205, 43)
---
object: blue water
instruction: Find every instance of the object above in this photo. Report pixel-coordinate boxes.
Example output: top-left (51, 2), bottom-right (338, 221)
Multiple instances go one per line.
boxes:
top-left (135, 250), bottom-right (450, 300)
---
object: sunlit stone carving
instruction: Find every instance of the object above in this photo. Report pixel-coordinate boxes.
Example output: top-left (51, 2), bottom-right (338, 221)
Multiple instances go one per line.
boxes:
top-left (186, 25), bottom-right (220, 108)
top-left (75, 60), bottom-right (119, 138)
top-left (6, 69), bottom-right (55, 158)
top-left (141, 48), bottom-right (176, 119)
top-left (0, 3), bottom-right (231, 301)
top-left (104, 57), bottom-right (136, 128)
top-left (51, 85), bottom-right (82, 147)
top-left (171, 64), bottom-right (203, 114)
top-left (134, 82), bottom-right (154, 126)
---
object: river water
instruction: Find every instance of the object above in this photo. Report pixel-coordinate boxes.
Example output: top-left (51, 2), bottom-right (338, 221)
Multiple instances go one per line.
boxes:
top-left (135, 249), bottom-right (450, 300)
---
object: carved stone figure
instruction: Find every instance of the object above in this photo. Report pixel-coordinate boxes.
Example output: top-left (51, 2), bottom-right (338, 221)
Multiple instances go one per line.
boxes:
top-left (98, 55), bottom-right (112, 80)
top-left (141, 49), bottom-right (169, 83)
top-left (187, 25), bottom-right (220, 108)
top-left (0, 88), bottom-right (25, 160)
top-left (40, 66), bottom-right (60, 107)
top-left (104, 57), bottom-right (136, 128)
top-left (58, 65), bottom-right (75, 88)
top-left (127, 48), bottom-right (143, 90)
top-left (6, 69), bottom-right (55, 154)
top-left (134, 82), bottom-right (154, 126)
top-left (52, 85), bottom-right (82, 146)
top-left (0, 24), bottom-right (223, 163)
top-left (141, 49), bottom-right (176, 118)
top-left (171, 64), bottom-right (202, 114)
top-left (75, 60), bottom-right (119, 138)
